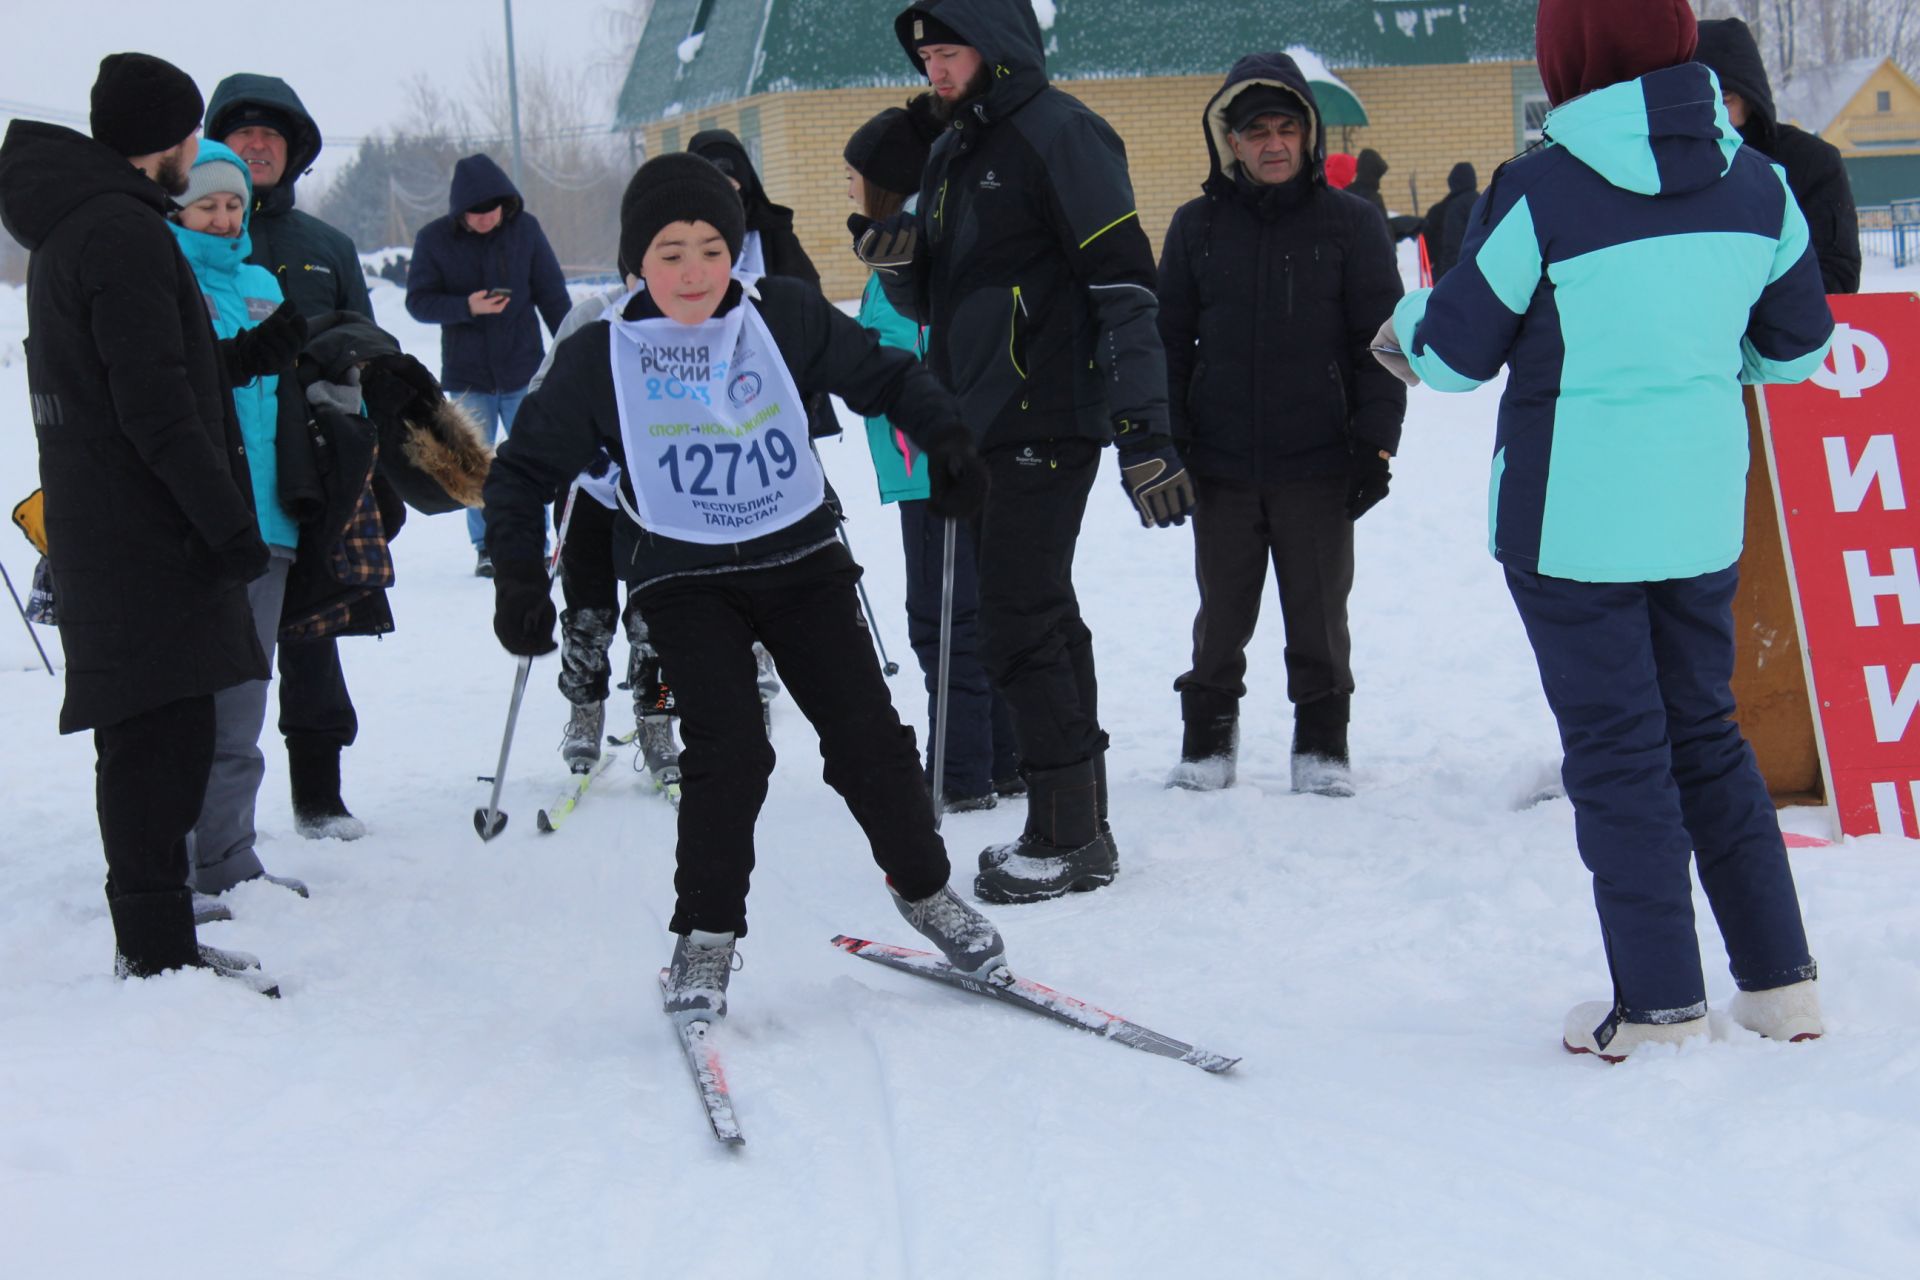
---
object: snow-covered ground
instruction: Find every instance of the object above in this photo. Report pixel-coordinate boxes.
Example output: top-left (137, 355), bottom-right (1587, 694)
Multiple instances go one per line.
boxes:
top-left (1, 254), bottom-right (1916, 1279)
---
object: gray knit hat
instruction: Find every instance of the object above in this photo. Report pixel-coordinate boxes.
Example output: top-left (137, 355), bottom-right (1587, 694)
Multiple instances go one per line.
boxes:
top-left (178, 156), bottom-right (249, 209)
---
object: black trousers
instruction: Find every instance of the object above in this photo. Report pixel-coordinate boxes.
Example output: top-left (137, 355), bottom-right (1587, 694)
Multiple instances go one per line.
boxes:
top-left (975, 437), bottom-right (1104, 770)
top-left (560, 495), bottom-right (620, 614)
top-left (898, 497), bottom-right (1018, 799)
top-left (638, 544), bottom-right (951, 936)
top-left (277, 636), bottom-right (358, 751)
top-left (1176, 473), bottom-right (1355, 709)
top-left (96, 694), bottom-right (215, 901)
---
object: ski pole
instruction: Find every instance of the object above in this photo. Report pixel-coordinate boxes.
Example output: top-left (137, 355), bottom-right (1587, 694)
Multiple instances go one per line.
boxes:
top-left (0, 558), bottom-right (54, 676)
top-left (930, 517), bottom-right (957, 829)
top-left (474, 483), bottom-right (581, 841)
top-left (836, 523), bottom-right (900, 675)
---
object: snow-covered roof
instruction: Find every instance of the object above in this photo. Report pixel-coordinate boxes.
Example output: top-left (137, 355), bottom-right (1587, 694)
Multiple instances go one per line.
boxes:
top-left (1775, 56), bottom-right (1884, 134)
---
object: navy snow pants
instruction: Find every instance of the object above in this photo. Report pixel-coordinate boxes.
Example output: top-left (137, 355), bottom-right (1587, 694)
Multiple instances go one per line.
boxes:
top-left (1505, 564), bottom-right (1816, 1022)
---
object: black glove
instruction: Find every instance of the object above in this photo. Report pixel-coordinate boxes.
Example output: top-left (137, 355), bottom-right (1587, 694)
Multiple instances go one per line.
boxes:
top-left (359, 353), bottom-right (445, 422)
top-left (924, 427), bottom-right (989, 521)
top-left (1348, 446), bottom-right (1393, 520)
top-left (848, 212), bottom-right (918, 277)
top-left (1116, 435), bottom-right (1195, 529)
top-left (227, 300), bottom-right (308, 382)
top-left (491, 559), bottom-right (557, 656)
top-left (208, 524), bottom-right (270, 584)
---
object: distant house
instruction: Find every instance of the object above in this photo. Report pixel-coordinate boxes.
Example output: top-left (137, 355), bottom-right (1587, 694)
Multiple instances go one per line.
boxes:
top-left (617, 0), bottom-right (1543, 297)
top-left (1775, 56), bottom-right (1920, 205)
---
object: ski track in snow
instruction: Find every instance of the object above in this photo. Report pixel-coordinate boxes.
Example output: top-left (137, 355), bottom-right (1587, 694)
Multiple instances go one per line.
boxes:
top-left (1, 254), bottom-right (1917, 1278)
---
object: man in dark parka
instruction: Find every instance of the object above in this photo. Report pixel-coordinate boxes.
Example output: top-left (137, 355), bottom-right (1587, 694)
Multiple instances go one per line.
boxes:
top-left (0, 55), bottom-right (275, 981)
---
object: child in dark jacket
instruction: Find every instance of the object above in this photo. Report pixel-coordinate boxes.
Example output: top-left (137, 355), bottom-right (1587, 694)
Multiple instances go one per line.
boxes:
top-left (482, 153), bottom-right (1006, 1023)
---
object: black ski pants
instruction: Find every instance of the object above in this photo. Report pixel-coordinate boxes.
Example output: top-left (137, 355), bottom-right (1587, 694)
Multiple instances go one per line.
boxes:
top-left (638, 543), bottom-right (950, 936)
top-left (975, 436), bottom-right (1104, 771)
top-left (1175, 473), bottom-right (1355, 711)
top-left (97, 694), bottom-right (215, 902)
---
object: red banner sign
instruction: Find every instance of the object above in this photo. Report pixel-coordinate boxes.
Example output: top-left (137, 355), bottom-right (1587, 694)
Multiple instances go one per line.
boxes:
top-left (1760, 292), bottom-right (1920, 840)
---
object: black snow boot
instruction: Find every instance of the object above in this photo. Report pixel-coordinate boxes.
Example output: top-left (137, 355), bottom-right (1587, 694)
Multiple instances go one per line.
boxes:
top-left (1168, 689), bottom-right (1238, 791)
top-left (288, 738), bottom-right (366, 840)
top-left (974, 758), bottom-right (1114, 904)
top-left (1292, 693), bottom-right (1354, 797)
top-left (110, 890), bottom-right (280, 996)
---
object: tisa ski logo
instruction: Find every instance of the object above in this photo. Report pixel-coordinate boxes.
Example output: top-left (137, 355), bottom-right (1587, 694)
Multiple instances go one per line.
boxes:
top-left (979, 170), bottom-right (1001, 190)
top-left (728, 371), bottom-right (764, 406)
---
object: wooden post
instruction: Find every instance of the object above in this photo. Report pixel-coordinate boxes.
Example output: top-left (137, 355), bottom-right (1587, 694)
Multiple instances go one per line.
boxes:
top-left (1730, 385), bottom-right (1825, 805)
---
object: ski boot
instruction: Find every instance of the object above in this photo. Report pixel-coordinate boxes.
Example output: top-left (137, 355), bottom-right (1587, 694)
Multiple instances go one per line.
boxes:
top-left (640, 715), bottom-right (682, 807)
top-left (975, 759), bottom-right (1115, 904)
top-left (560, 699), bottom-right (605, 774)
top-left (663, 930), bottom-right (738, 1025)
top-left (889, 880), bottom-right (1007, 978)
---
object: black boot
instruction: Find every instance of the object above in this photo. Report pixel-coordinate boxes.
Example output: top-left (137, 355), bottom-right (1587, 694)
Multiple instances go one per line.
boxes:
top-left (1168, 689), bottom-right (1238, 791)
top-left (288, 738), bottom-right (366, 840)
top-left (1292, 693), bottom-right (1353, 797)
top-left (110, 889), bottom-right (280, 996)
top-left (1093, 739), bottom-right (1118, 870)
top-left (974, 758), bottom-right (1114, 904)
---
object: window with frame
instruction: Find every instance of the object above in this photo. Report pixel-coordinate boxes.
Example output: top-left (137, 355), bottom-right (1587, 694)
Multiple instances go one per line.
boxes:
top-left (1878, 90), bottom-right (1893, 113)
top-left (1521, 93), bottom-right (1550, 145)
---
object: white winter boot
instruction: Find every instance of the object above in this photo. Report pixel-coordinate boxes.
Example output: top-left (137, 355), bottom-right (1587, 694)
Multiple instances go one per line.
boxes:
top-left (1562, 1001), bottom-right (1708, 1062)
top-left (1728, 979), bottom-right (1824, 1043)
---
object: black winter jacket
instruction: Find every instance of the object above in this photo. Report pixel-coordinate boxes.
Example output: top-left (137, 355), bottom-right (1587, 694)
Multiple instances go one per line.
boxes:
top-left (1422, 163), bottom-right (1478, 281)
top-left (0, 121), bottom-right (267, 732)
top-left (688, 129), bottom-right (823, 288)
top-left (884, 0), bottom-right (1169, 450)
top-left (1349, 148), bottom-right (1390, 220)
top-left (404, 154), bottom-right (571, 393)
top-left (206, 75), bottom-right (374, 322)
top-left (484, 278), bottom-right (963, 591)
top-left (1696, 18), bottom-right (1861, 293)
top-left (1157, 54), bottom-right (1406, 484)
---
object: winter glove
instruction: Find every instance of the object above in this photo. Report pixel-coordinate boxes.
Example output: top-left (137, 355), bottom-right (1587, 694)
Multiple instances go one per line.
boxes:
top-left (491, 559), bottom-right (557, 657)
top-left (359, 353), bottom-right (445, 422)
top-left (923, 427), bottom-right (989, 521)
top-left (305, 365), bottom-right (363, 416)
top-left (1370, 316), bottom-right (1420, 388)
top-left (207, 523), bottom-right (270, 584)
top-left (1348, 446), bottom-right (1393, 520)
top-left (1116, 434), bottom-right (1196, 529)
top-left (848, 212), bottom-right (918, 277)
top-left (227, 300), bottom-right (308, 382)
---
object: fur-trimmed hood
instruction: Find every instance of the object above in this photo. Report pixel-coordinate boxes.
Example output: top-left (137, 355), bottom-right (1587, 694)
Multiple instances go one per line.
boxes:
top-left (1202, 52), bottom-right (1326, 193)
top-left (397, 394), bottom-right (490, 512)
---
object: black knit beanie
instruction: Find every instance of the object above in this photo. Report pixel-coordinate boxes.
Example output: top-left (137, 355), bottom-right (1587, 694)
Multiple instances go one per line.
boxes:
top-left (844, 97), bottom-right (940, 197)
top-left (619, 153), bottom-right (746, 275)
top-left (904, 9), bottom-right (968, 50)
top-left (90, 53), bottom-right (204, 157)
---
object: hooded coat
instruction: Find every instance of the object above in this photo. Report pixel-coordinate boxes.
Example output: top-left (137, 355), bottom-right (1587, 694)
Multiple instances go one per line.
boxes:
top-left (1348, 148), bottom-right (1390, 220)
top-left (1394, 63), bottom-right (1834, 583)
top-left (1156, 53), bottom-right (1406, 483)
top-left (886, 0), bottom-right (1169, 450)
top-left (1421, 162), bottom-right (1479, 281)
top-left (404, 154), bottom-right (571, 394)
top-left (205, 75), bottom-right (374, 322)
top-left (687, 129), bottom-right (822, 288)
top-left (1695, 17), bottom-right (1860, 293)
top-left (0, 120), bottom-right (267, 732)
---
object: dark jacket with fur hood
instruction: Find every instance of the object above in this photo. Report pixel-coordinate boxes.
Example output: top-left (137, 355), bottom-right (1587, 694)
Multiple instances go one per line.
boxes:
top-left (1157, 53), bottom-right (1406, 483)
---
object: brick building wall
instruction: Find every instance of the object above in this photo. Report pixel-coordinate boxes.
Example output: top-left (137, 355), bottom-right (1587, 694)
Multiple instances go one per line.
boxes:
top-left (642, 61), bottom-right (1537, 300)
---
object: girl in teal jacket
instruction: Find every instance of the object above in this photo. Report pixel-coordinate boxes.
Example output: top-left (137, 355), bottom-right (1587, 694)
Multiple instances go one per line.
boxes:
top-left (170, 140), bottom-right (308, 901)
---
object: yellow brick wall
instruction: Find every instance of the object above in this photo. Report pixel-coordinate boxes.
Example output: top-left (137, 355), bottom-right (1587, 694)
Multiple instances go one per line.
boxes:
top-left (643, 61), bottom-right (1535, 300)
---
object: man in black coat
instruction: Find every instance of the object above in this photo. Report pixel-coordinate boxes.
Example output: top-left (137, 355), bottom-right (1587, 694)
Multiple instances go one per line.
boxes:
top-left (1696, 17), bottom-right (1860, 294)
top-left (1348, 147), bottom-right (1390, 221)
top-left (860, 0), bottom-right (1195, 904)
top-left (1421, 162), bottom-right (1478, 282)
top-left (0, 54), bottom-right (284, 988)
top-left (208, 73), bottom-right (380, 840)
top-left (1157, 53), bottom-right (1407, 797)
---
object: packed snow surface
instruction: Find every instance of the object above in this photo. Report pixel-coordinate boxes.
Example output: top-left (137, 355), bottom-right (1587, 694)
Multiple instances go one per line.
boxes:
top-left (1, 250), bottom-right (1916, 1279)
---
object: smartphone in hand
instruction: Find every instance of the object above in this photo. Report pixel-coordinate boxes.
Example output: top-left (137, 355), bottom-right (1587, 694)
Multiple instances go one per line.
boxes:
top-left (486, 287), bottom-right (513, 300)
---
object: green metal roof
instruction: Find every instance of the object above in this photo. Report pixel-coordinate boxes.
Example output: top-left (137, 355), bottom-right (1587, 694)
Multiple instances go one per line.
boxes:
top-left (617, 1), bottom-right (1537, 127)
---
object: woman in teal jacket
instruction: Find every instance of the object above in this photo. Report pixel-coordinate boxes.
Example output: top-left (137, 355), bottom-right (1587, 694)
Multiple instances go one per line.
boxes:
top-left (847, 102), bottom-right (1020, 810)
top-left (170, 141), bottom-right (308, 902)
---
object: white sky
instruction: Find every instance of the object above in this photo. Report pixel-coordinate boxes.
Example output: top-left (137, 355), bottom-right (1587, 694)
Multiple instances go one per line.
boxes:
top-left (2, 0), bottom-right (639, 192)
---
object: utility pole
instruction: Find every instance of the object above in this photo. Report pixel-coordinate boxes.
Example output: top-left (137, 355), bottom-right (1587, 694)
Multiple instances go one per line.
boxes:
top-left (504, 0), bottom-right (525, 187)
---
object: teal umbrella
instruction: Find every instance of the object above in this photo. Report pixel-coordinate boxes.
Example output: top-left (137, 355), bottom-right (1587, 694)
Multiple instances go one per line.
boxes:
top-left (1286, 46), bottom-right (1370, 127)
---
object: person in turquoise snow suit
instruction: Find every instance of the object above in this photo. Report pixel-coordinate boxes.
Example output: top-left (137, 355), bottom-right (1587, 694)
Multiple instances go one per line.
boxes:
top-left (1377, 0), bottom-right (1835, 1061)
top-left (168, 140), bottom-right (313, 906)
top-left (845, 98), bottom-right (1021, 812)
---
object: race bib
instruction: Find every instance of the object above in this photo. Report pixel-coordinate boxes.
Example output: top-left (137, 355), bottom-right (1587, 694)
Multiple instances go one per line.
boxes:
top-left (608, 281), bottom-right (823, 545)
top-left (733, 230), bottom-right (765, 280)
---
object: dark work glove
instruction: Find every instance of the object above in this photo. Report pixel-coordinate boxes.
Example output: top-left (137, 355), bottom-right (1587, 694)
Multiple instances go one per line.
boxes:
top-left (924, 427), bottom-right (989, 521)
top-left (491, 559), bottom-right (557, 656)
top-left (1116, 436), bottom-right (1196, 529)
top-left (360, 353), bottom-right (445, 422)
top-left (227, 300), bottom-right (308, 382)
top-left (848, 212), bottom-right (918, 277)
top-left (209, 524), bottom-right (270, 584)
top-left (1348, 446), bottom-right (1393, 520)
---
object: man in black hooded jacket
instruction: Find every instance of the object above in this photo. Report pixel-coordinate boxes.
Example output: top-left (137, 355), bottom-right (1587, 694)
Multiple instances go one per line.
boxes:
top-left (860, 0), bottom-right (1194, 905)
top-left (1157, 54), bottom-right (1405, 798)
top-left (1696, 17), bottom-right (1860, 294)
top-left (1421, 162), bottom-right (1478, 282)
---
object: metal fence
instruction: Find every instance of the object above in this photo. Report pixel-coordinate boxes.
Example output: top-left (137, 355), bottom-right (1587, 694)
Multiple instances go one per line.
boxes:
top-left (1857, 200), bottom-right (1920, 266)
